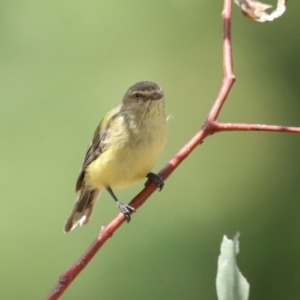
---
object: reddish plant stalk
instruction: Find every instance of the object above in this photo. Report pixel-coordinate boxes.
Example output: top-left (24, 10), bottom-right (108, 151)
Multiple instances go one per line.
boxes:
top-left (214, 122), bottom-right (300, 134)
top-left (45, 0), bottom-right (300, 299)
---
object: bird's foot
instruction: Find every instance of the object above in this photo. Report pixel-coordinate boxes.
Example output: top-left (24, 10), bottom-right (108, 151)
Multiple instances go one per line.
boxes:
top-left (116, 201), bottom-right (136, 222)
top-left (145, 172), bottom-right (164, 191)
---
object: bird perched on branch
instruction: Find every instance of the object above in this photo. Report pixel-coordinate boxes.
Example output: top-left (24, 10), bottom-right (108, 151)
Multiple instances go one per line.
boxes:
top-left (64, 81), bottom-right (167, 232)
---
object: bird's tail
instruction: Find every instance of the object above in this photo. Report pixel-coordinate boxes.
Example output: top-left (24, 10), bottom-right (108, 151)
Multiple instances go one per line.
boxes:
top-left (64, 187), bottom-right (101, 233)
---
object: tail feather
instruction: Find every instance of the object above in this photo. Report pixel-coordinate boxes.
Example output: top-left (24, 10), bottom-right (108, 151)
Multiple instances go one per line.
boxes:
top-left (64, 187), bottom-right (101, 233)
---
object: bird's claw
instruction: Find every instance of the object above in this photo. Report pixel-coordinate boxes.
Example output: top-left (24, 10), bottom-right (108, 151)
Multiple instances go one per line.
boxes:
top-left (117, 201), bottom-right (136, 222)
top-left (145, 172), bottom-right (164, 191)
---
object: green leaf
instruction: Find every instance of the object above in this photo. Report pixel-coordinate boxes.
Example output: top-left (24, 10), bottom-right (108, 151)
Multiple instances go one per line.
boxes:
top-left (216, 234), bottom-right (250, 300)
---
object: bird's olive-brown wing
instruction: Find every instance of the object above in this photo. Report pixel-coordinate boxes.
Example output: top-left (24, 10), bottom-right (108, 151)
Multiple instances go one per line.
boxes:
top-left (75, 110), bottom-right (119, 192)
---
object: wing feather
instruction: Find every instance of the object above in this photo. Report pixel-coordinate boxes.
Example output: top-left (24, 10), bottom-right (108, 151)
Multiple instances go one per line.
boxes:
top-left (75, 108), bottom-right (119, 192)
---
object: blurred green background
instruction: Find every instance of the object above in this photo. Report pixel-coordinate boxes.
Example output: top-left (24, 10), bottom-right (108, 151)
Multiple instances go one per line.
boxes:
top-left (1, 1), bottom-right (300, 299)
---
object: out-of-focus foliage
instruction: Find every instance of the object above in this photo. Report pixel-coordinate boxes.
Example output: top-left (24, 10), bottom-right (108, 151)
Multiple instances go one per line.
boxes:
top-left (216, 235), bottom-right (249, 300)
top-left (1, 1), bottom-right (300, 299)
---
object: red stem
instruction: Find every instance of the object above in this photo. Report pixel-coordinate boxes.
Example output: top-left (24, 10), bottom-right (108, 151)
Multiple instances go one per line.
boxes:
top-left (214, 122), bottom-right (300, 134)
top-left (208, 1), bottom-right (235, 121)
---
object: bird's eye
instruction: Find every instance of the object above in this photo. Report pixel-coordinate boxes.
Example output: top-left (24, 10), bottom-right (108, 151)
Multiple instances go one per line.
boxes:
top-left (133, 93), bottom-right (141, 100)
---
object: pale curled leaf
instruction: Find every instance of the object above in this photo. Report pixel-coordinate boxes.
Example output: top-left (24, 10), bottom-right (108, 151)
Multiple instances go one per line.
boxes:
top-left (216, 234), bottom-right (250, 300)
top-left (234, 0), bottom-right (287, 22)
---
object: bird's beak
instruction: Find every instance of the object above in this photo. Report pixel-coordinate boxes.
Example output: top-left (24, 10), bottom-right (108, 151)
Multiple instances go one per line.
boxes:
top-left (151, 90), bottom-right (164, 100)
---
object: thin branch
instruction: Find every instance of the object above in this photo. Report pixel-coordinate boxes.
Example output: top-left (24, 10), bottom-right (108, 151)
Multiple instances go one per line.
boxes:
top-left (213, 122), bottom-right (300, 134)
top-left (208, 0), bottom-right (235, 121)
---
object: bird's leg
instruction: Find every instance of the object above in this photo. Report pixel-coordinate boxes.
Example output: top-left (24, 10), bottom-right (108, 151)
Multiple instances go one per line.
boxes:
top-left (145, 172), bottom-right (164, 191)
top-left (106, 186), bottom-right (135, 222)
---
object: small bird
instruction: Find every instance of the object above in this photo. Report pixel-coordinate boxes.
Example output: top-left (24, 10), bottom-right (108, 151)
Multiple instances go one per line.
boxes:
top-left (64, 81), bottom-right (167, 232)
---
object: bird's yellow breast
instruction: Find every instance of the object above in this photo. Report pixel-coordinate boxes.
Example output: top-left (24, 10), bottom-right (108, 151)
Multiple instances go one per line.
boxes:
top-left (85, 106), bottom-right (166, 190)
